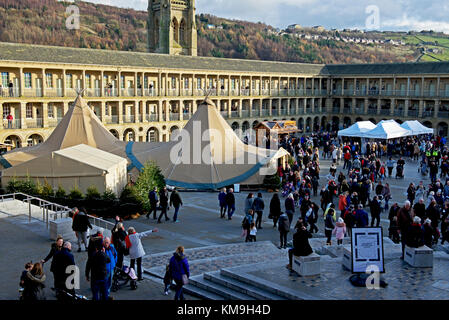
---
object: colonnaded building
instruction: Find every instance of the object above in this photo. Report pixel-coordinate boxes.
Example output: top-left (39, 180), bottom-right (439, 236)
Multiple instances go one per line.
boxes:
top-left (0, 0), bottom-right (449, 149)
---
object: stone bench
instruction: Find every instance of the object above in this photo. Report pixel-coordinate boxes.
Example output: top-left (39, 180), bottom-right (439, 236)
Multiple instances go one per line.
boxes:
top-left (292, 253), bottom-right (321, 276)
top-left (404, 245), bottom-right (433, 268)
top-left (342, 245), bottom-right (352, 271)
top-left (49, 218), bottom-right (73, 240)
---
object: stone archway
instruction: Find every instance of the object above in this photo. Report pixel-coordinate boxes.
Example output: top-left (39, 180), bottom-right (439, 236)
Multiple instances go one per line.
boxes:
top-left (437, 122), bottom-right (448, 137)
top-left (123, 128), bottom-right (136, 142)
top-left (231, 122), bottom-right (239, 131)
top-left (343, 117), bottom-right (352, 128)
top-left (26, 134), bottom-right (44, 147)
top-left (4, 135), bottom-right (22, 149)
top-left (147, 127), bottom-right (160, 142)
top-left (297, 118), bottom-right (304, 131)
top-left (242, 121), bottom-right (250, 132)
top-left (331, 116), bottom-right (340, 131)
top-left (109, 129), bottom-right (119, 139)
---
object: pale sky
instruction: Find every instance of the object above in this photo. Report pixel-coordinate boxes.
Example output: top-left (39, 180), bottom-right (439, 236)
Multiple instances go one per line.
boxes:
top-left (83, 0), bottom-right (449, 33)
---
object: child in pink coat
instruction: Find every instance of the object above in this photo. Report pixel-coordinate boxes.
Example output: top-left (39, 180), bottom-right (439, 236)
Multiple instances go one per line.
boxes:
top-left (333, 217), bottom-right (347, 245)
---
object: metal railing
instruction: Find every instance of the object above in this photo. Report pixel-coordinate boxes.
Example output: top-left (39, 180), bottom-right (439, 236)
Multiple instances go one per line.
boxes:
top-left (25, 118), bottom-right (44, 128)
top-left (0, 88), bottom-right (19, 97)
top-left (146, 114), bottom-right (159, 122)
top-left (48, 117), bottom-right (63, 128)
top-left (2, 119), bottom-right (21, 129)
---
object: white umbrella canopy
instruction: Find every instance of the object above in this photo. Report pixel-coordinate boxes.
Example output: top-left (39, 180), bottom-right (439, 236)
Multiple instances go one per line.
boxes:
top-left (337, 121), bottom-right (377, 137)
top-left (400, 120), bottom-right (434, 135)
top-left (362, 120), bottom-right (412, 140)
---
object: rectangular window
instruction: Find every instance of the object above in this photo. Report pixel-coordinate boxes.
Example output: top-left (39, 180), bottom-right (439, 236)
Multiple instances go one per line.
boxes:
top-left (209, 79), bottom-right (213, 89)
top-left (45, 73), bottom-right (53, 88)
top-left (1, 72), bottom-right (9, 87)
top-left (121, 75), bottom-right (125, 89)
top-left (85, 74), bottom-right (91, 88)
top-left (184, 78), bottom-right (189, 89)
top-left (3, 104), bottom-right (10, 118)
top-left (127, 80), bottom-right (133, 89)
top-left (144, 77), bottom-right (148, 89)
top-left (26, 104), bottom-right (32, 118)
top-left (24, 73), bottom-right (32, 88)
top-left (197, 77), bottom-right (202, 90)
top-left (48, 103), bottom-right (54, 118)
top-left (66, 74), bottom-right (73, 88)
top-left (137, 76), bottom-right (141, 88)
top-left (104, 75), bottom-right (108, 85)
top-left (231, 78), bottom-right (236, 90)
top-left (171, 77), bottom-right (176, 89)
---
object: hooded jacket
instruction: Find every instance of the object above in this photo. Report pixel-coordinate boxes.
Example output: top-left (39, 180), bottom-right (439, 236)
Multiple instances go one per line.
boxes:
top-left (169, 252), bottom-right (190, 282)
top-left (333, 221), bottom-right (347, 240)
top-left (72, 211), bottom-right (93, 233)
top-left (22, 271), bottom-right (46, 300)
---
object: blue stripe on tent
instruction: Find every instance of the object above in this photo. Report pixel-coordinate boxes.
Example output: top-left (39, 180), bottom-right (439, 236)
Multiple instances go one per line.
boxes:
top-left (126, 142), bottom-right (144, 171)
top-left (165, 162), bottom-right (265, 190)
top-left (0, 156), bottom-right (12, 169)
top-left (125, 141), bottom-right (267, 190)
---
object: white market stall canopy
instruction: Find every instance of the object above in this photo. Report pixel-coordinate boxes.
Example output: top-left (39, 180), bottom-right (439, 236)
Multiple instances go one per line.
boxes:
top-left (362, 120), bottom-right (412, 140)
top-left (337, 121), bottom-right (376, 137)
top-left (1, 144), bottom-right (128, 196)
top-left (400, 120), bottom-right (434, 135)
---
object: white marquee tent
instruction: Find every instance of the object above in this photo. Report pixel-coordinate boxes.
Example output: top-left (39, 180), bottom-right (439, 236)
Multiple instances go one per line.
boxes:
top-left (400, 120), bottom-right (434, 136)
top-left (362, 120), bottom-right (412, 140)
top-left (337, 121), bottom-right (377, 137)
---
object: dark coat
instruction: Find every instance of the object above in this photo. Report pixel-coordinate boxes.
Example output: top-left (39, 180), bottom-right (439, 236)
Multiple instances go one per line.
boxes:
top-left (111, 226), bottom-right (127, 254)
top-left (72, 211), bottom-right (93, 232)
top-left (269, 196), bottom-right (281, 217)
top-left (355, 209), bottom-right (369, 227)
top-left (406, 224), bottom-right (424, 248)
top-left (159, 190), bottom-right (169, 207)
top-left (252, 197), bottom-right (265, 212)
top-left (292, 228), bottom-right (313, 256)
top-left (170, 191), bottom-right (183, 207)
top-left (225, 192), bottom-right (235, 206)
top-left (285, 197), bottom-right (295, 213)
top-left (278, 213), bottom-right (290, 232)
top-left (52, 248), bottom-right (75, 283)
top-left (22, 272), bottom-right (46, 301)
top-left (397, 207), bottom-right (413, 232)
top-left (148, 190), bottom-right (158, 203)
top-left (169, 252), bottom-right (190, 282)
top-left (369, 199), bottom-right (382, 217)
top-left (85, 250), bottom-right (111, 281)
top-left (43, 243), bottom-right (63, 273)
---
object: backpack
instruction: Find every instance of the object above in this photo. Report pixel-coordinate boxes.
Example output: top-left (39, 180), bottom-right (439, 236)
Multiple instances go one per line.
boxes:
top-left (242, 217), bottom-right (250, 229)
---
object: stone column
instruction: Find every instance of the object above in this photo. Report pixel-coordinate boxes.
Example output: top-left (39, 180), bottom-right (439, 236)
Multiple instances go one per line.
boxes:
top-left (351, 98), bottom-right (356, 114)
top-left (134, 72), bottom-right (138, 96)
top-left (20, 102), bottom-right (27, 129)
top-left (100, 71), bottom-right (104, 97)
top-left (42, 102), bottom-right (48, 128)
top-left (63, 101), bottom-right (69, 115)
top-left (179, 100), bottom-right (184, 121)
top-left (340, 98), bottom-right (344, 113)
top-left (42, 69), bottom-right (46, 97)
top-left (101, 101), bottom-right (106, 123)
top-left (259, 98), bottom-right (263, 117)
top-left (118, 101), bottom-right (123, 124)
top-left (364, 98), bottom-right (369, 114)
top-left (377, 98), bottom-right (381, 115)
top-left (434, 99), bottom-right (439, 118)
top-left (134, 101), bottom-right (140, 123)
top-left (295, 98), bottom-right (299, 115)
top-left (390, 99), bottom-right (395, 116)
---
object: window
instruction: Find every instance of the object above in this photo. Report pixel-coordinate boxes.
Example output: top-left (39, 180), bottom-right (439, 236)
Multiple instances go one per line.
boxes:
top-left (66, 74), bottom-right (73, 88)
top-left (26, 104), bottom-right (32, 118)
top-left (48, 103), bottom-right (54, 118)
top-left (137, 76), bottom-right (141, 88)
top-left (197, 77), bottom-right (202, 90)
top-left (85, 74), bottom-right (91, 89)
top-left (127, 80), bottom-right (133, 89)
top-left (121, 75), bottom-right (125, 89)
top-left (103, 75), bottom-right (108, 85)
top-left (45, 73), bottom-right (53, 88)
top-left (3, 104), bottom-right (10, 118)
top-left (184, 78), bottom-right (189, 89)
top-left (171, 77), bottom-right (176, 89)
top-left (144, 77), bottom-right (148, 89)
top-left (24, 73), bottom-right (32, 88)
top-left (231, 78), bottom-right (236, 90)
top-left (209, 79), bottom-right (213, 89)
top-left (1, 72), bottom-right (9, 87)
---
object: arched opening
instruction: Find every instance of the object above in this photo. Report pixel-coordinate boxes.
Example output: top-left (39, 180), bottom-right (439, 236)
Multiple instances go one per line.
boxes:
top-left (437, 122), bottom-right (448, 137)
top-left (27, 134), bottom-right (43, 147)
top-left (4, 135), bottom-right (21, 149)
top-left (321, 116), bottom-right (327, 130)
top-left (343, 117), bottom-right (352, 128)
top-left (355, 117), bottom-right (363, 122)
top-left (109, 129), bottom-right (119, 139)
top-left (252, 120), bottom-right (259, 129)
top-left (147, 127), bottom-right (160, 142)
top-left (297, 118), bottom-right (304, 130)
top-left (305, 117), bottom-right (312, 132)
top-left (242, 121), bottom-right (250, 132)
top-left (123, 128), bottom-right (135, 142)
top-left (180, 19), bottom-right (186, 46)
top-left (331, 116), bottom-right (340, 131)
top-left (231, 122), bottom-right (239, 131)
top-left (169, 126), bottom-right (180, 141)
top-left (172, 17), bottom-right (179, 44)
top-left (313, 116), bottom-right (320, 132)
top-left (423, 121), bottom-right (433, 128)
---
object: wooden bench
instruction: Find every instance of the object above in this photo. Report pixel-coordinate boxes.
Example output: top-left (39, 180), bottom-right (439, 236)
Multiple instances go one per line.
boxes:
top-left (292, 252), bottom-right (321, 276)
top-left (404, 245), bottom-right (433, 268)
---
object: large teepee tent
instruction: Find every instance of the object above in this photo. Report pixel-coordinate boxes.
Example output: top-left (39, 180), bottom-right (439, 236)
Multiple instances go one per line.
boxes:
top-left (121, 98), bottom-right (289, 189)
top-left (2, 95), bottom-right (127, 167)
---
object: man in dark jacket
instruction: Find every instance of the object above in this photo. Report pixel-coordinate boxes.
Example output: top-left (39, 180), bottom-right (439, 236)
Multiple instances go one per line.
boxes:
top-left (287, 222), bottom-right (313, 270)
top-left (85, 243), bottom-right (111, 301)
top-left (369, 196), bottom-right (382, 227)
top-left (278, 212), bottom-right (290, 249)
top-left (72, 208), bottom-right (93, 252)
top-left (285, 194), bottom-right (295, 224)
top-left (53, 242), bottom-right (76, 298)
top-left (157, 187), bottom-right (170, 223)
top-left (252, 193), bottom-right (265, 229)
top-left (397, 200), bottom-right (413, 259)
top-left (413, 198), bottom-right (426, 220)
top-left (218, 188), bottom-right (227, 218)
top-left (147, 187), bottom-right (159, 219)
top-left (170, 188), bottom-right (183, 223)
top-left (225, 188), bottom-right (236, 220)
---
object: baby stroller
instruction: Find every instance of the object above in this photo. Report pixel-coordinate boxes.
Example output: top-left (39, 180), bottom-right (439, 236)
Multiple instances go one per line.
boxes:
top-left (112, 265), bottom-right (138, 292)
top-left (395, 165), bottom-right (404, 179)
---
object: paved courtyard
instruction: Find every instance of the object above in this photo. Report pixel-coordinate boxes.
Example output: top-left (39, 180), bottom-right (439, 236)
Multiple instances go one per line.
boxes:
top-left (1, 154), bottom-right (449, 300)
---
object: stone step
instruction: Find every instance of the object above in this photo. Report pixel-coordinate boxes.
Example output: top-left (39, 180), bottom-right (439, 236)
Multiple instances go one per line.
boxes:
top-left (182, 284), bottom-right (226, 300)
top-left (220, 266), bottom-right (319, 300)
top-left (188, 275), bottom-right (256, 300)
top-left (204, 271), bottom-right (287, 300)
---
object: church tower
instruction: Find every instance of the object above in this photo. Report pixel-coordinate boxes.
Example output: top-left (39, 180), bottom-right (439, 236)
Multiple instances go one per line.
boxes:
top-left (147, 0), bottom-right (197, 56)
